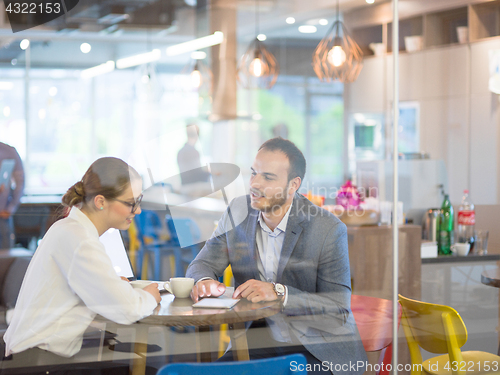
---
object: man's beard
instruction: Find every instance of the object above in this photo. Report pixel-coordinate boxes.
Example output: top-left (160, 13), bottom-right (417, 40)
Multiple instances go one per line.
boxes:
top-left (251, 187), bottom-right (288, 213)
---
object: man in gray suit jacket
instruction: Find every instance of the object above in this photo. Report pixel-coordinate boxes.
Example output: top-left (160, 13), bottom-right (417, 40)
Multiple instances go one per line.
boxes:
top-left (186, 138), bottom-right (367, 374)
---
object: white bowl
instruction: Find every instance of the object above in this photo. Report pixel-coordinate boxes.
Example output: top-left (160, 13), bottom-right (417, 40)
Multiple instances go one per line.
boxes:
top-left (404, 36), bottom-right (423, 52)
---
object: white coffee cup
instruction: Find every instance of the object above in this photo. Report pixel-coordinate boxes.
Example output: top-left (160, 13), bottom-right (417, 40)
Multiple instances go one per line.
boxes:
top-left (369, 43), bottom-right (386, 56)
top-left (164, 277), bottom-right (194, 298)
top-left (130, 280), bottom-right (153, 289)
top-left (451, 243), bottom-right (470, 256)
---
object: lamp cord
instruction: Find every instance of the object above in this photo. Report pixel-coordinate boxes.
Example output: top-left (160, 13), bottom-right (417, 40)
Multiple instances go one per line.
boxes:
top-left (255, 0), bottom-right (259, 37)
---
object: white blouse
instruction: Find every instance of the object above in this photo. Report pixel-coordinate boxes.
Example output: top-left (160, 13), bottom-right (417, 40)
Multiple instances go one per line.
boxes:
top-left (4, 207), bottom-right (158, 357)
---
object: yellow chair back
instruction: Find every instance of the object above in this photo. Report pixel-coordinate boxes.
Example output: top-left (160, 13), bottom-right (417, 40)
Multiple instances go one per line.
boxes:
top-left (399, 295), bottom-right (467, 364)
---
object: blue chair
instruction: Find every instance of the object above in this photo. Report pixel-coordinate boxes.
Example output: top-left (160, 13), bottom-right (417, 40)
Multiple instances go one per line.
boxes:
top-left (134, 211), bottom-right (202, 280)
top-left (156, 354), bottom-right (307, 375)
top-left (134, 210), bottom-right (174, 280)
top-left (165, 215), bottom-right (201, 278)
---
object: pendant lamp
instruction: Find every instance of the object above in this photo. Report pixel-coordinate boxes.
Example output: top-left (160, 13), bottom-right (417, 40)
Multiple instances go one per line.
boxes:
top-left (182, 54), bottom-right (213, 93)
top-left (312, 0), bottom-right (363, 83)
top-left (237, 0), bottom-right (279, 89)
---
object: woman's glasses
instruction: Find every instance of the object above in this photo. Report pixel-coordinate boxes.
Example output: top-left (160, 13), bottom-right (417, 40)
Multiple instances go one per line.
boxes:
top-left (115, 194), bottom-right (143, 213)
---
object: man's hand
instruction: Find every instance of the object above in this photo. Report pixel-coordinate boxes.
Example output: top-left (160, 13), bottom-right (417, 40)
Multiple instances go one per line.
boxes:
top-left (0, 210), bottom-right (10, 219)
top-left (120, 276), bottom-right (129, 282)
top-left (143, 283), bottom-right (161, 304)
top-left (233, 279), bottom-right (279, 303)
top-left (190, 279), bottom-right (226, 302)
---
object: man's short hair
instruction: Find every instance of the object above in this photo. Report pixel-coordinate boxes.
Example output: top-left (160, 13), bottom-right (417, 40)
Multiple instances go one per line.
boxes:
top-left (186, 123), bottom-right (199, 140)
top-left (259, 137), bottom-right (306, 184)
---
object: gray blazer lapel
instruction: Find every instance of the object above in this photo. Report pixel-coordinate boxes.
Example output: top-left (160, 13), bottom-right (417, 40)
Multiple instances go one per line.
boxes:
top-left (277, 196), bottom-right (305, 281)
top-left (245, 208), bottom-right (260, 280)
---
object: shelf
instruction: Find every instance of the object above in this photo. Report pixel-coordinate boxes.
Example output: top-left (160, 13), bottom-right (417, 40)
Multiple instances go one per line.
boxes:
top-left (388, 16), bottom-right (424, 52)
top-left (346, 1), bottom-right (500, 56)
top-left (424, 7), bottom-right (468, 47)
top-left (470, 0), bottom-right (500, 41)
top-left (352, 25), bottom-right (384, 56)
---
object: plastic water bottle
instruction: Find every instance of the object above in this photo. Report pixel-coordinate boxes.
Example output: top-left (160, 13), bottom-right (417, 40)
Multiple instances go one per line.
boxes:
top-left (438, 194), bottom-right (454, 255)
top-left (457, 189), bottom-right (475, 252)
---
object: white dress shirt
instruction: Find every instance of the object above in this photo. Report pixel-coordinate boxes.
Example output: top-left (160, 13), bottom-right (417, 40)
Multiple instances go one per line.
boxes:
top-left (255, 204), bottom-right (293, 343)
top-left (255, 204), bottom-right (291, 285)
top-left (4, 207), bottom-right (158, 357)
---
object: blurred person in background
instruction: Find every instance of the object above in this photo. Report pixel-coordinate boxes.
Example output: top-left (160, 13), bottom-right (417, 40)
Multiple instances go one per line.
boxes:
top-left (0, 142), bottom-right (24, 249)
top-left (177, 123), bottom-right (209, 186)
top-left (272, 123), bottom-right (289, 139)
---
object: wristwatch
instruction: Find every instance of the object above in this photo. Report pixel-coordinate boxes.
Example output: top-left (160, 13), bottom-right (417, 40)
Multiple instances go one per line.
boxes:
top-left (272, 282), bottom-right (286, 300)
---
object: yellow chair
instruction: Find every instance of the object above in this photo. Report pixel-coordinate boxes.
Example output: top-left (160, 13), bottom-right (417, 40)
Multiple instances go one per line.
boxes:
top-left (127, 220), bottom-right (142, 273)
top-left (218, 265), bottom-right (234, 358)
top-left (399, 294), bottom-right (500, 375)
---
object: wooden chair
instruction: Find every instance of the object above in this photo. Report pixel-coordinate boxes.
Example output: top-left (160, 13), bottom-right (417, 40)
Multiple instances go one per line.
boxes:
top-left (399, 294), bottom-right (500, 375)
top-left (351, 294), bottom-right (402, 375)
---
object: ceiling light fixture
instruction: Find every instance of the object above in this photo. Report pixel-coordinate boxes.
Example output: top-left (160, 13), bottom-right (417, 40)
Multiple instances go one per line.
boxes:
top-left (165, 32), bottom-right (224, 56)
top-left (98, 13), bottom-right (129, 25)
top-left (286, 17), bottom-right (295, 24)
top-left (191, 51), bottom-right (207, 60)
top-left (190, 63), bottom-right (202, 89)
top-left (20, 39), bottom-right (29, 50)
top-left (182, 59), bottom-right (213, 91)
top-left (366, 0), bottom-right (375, 3)
top-left (80, 43), bottom-right (91, 54)
top-left (298, 25), bottom-right (317, 33)
top-left (319, 19), bottom-right (329, 26)
top-left (81, 61), bottom-right (115, 79)
top-left (257, 34), bottom-right (267, 41)
top-left (116, 49), bottom-right (161, 69)
top-left (237, 0), bottom-right (279, 89)
top-left (312, 0), bottom-right (363, 82)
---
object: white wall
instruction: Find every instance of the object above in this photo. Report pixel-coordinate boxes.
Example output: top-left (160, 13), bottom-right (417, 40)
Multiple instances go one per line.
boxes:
top-left (345, 39), bottom-right (500, 205)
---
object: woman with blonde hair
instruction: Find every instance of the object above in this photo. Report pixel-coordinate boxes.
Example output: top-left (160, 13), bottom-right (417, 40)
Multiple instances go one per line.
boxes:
top-left (3, 157), bottom-right (160, 368)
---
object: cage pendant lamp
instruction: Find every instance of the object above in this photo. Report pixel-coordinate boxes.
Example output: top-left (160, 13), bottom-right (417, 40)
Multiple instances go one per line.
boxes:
top-left (237, 39), bottom-right (279, 89)
top-left (313, 5), bottom-right (363, 83)
top-left (237, 0), bottom-right (279, 89)
top-left (181, 58), bottom-right (213, 93)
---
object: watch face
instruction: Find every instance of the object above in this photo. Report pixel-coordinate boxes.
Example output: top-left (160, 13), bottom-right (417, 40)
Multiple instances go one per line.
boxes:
top-left (275, 283), bottom-right (285, 294)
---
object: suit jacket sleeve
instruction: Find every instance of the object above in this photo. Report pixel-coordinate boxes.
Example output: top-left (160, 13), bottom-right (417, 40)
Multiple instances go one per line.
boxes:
top-left (186, 208), bottom-right (231, 282)
top-left (284, 221), bottom-right (351, 334)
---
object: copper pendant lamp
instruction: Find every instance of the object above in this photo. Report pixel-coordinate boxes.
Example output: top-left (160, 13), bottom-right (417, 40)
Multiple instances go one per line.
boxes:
top-left (237, 0), bottom-right (279, 89)
top-left (182, 54), bottom-right (213, 93)
top-left (313, 0), bottom-right (363, 83)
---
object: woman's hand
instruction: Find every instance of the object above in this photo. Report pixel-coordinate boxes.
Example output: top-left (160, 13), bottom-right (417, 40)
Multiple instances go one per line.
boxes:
top-left (143, 283), bottom-right (161, 303)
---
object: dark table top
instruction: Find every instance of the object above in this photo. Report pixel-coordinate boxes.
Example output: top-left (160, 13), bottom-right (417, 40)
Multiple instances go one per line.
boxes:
top-left (139, 293), bottom-right (281, 327)
top-left (481, 268), bottom-right (500, 288)
top-left (422, 254), bottom-right (500, 264)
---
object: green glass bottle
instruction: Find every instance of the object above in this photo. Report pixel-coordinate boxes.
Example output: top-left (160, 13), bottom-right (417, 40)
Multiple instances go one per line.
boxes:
top-left (438, 194), bottom-right (454, 255)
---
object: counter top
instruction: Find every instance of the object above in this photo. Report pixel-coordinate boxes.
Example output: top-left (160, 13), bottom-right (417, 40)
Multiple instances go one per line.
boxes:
top-left (422, 254), bottom-right (500, 264)
top-left (20, 195), bottom-right (62, 204)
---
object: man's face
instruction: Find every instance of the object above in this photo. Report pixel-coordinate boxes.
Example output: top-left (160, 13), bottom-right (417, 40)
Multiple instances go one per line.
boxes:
top-left (249, 149), bottom-right (296, 213)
